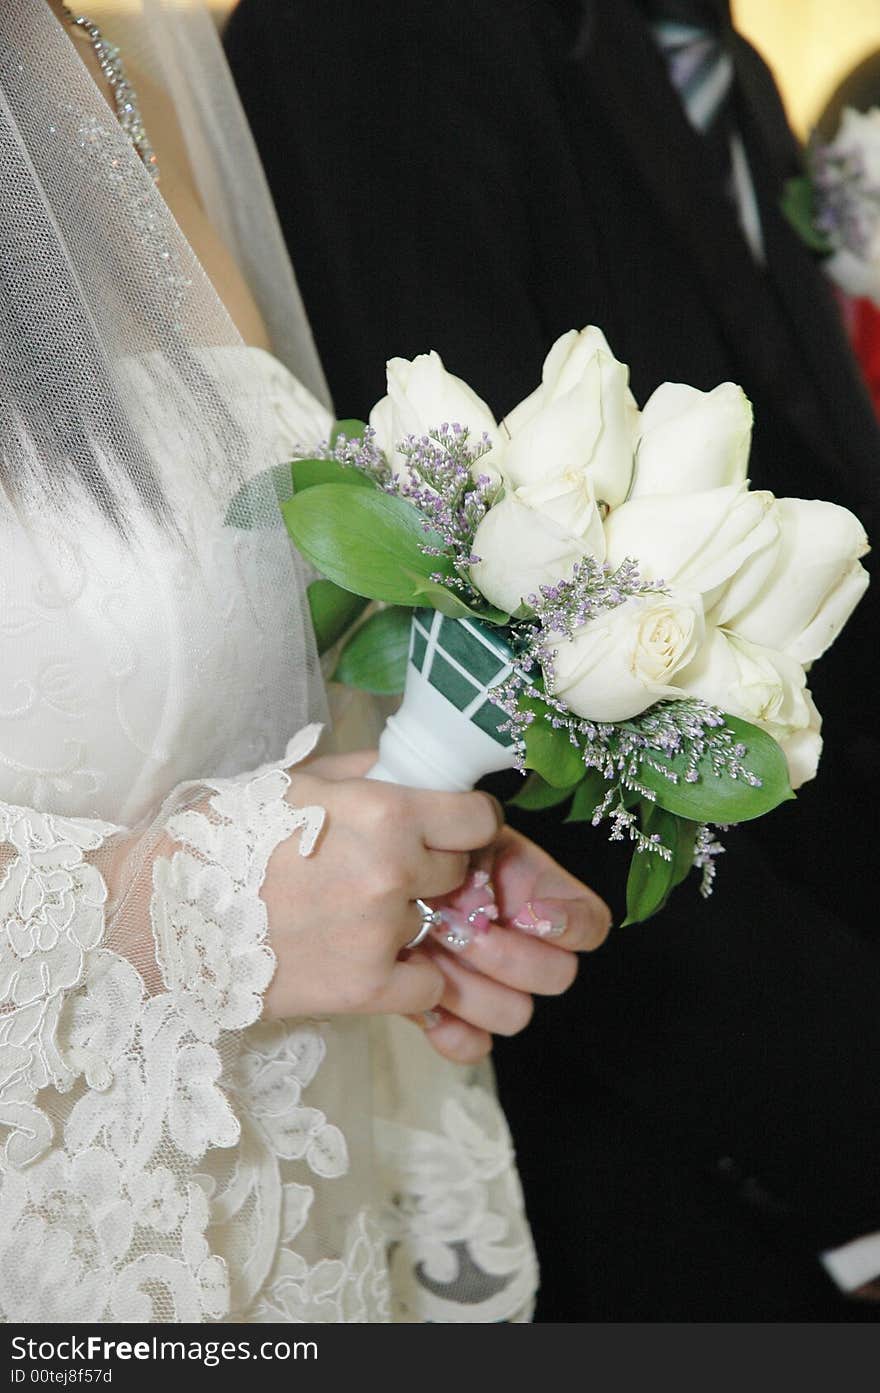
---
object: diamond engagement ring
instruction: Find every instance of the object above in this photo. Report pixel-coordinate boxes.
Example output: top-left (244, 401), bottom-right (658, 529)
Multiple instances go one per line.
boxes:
top-left (404, 899), bottom-right (443, 950)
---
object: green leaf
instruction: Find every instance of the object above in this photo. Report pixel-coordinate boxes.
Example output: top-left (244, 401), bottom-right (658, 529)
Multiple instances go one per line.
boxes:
top-left (282, 485), bottom-right (455, 605)
top-left (307, 580), bottom-right (369, 656)
top-left (292, 456), bottom-right (375, 493)
top-left (409, 575), bottom-right (510, 624)
top-left (331, 419), bottom-right (368, 444)
top-left (477, 604), bottom-right (513, 627)
top-left (781, 176), bottom-right (832, 253)
top-left (638, 715), bottom-right (794, 824)
top-left (511, 602), bottom-right (536, 621)
top-left (409, 575), bottom-right (482, 619)
top-left (509, 771), bottom-right (580, 812)
top-left (565, 771), bottom-right (611, 823)
top-left (624, 809), bottom-right (675, 925)
top-left (624, 807), bottom-right (699, 926)
top-left (521, 696), bottom-right (587, 788)
top-left (670, 817), bottom-right (699, 891)
top-left (332, 606), bottom-right (410, 694)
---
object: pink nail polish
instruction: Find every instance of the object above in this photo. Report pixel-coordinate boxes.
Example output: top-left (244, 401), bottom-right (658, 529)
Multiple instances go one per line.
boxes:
top-left (468, 908), bottom-right (493, 934)
top-left (436, 908), bottom-right (473, 951)
top-left (460, 871), bottom-right (497, 906)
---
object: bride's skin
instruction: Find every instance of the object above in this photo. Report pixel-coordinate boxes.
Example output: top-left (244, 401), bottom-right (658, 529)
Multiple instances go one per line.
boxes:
top-left (48, 0), bottom-right (270, 347)
top-left (48, 0), bottom-right (612, 1063)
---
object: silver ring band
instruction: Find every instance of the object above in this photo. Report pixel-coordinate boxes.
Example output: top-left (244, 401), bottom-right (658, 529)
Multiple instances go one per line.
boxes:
top-left (404, 898), bottom-right (442, 950)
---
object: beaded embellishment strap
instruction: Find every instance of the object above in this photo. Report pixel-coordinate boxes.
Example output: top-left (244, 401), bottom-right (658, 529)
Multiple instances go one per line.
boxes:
top-left (61, 4), bottom-right (160, 182)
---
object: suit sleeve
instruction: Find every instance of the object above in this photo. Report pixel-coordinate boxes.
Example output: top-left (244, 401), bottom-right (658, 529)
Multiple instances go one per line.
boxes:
top-left (501, 804), bottom-right (880, 1261)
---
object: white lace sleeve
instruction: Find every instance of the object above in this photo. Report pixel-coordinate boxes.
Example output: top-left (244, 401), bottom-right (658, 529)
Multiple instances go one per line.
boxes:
top-left (0, 722), bottom-right (537, 1324)
top-left (0, 726), bottom-right (324, 1322)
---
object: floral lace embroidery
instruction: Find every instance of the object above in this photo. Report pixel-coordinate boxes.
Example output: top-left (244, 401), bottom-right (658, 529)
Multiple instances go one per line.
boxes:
top-left (0, 724), bottom-right (537, 1323)
top-left (0, 804), bottom-right (117, 1170)
top-left (377, 1090), bottom-right (538, 1323)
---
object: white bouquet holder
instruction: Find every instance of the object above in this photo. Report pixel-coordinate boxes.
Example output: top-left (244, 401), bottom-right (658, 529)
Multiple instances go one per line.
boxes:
top-left (368, 609), bottom-right (519, 792)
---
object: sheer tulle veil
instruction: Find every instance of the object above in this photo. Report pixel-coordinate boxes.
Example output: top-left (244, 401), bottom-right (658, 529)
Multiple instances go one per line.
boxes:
top-left (114, 0), bottom-right (331, 407)
top-left (0, 0), bottom-right (330, 766)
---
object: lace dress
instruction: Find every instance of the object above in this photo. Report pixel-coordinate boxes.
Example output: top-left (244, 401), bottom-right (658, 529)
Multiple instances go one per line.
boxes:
top-left (0, 347), bottom-right (537, 1324)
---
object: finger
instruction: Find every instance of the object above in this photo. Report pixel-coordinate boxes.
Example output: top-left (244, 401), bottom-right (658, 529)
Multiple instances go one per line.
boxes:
top-left (389, 892), bottom-right (454, 957)
top-left (485, 826), bottom-right (613, 949)
top-left (413, 788), bottom-right (504, 853)
top-left (366, 952), bottom-right (444, 1016)
top-left (430, 945), bottom-right (534, 1037)
top-left (305, 749), bottom-right (378, 781)
top-left (406, 1010), bottom-right (494, 1064)
top-left (452, 924), bottom-right (579, 996)
top-left (403, 848), bottom-right (471, 901)
top-left (508, 895), bottom-right (612, 952)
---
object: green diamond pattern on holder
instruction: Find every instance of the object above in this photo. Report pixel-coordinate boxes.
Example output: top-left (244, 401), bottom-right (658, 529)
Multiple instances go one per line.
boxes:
top-left (410, 621), bottom-right (429, 673)
top-left (440, 615), bottom-right (509, 685)
top-left (429, 651), bottom-right (480, 709)
top-left (409, 608), bottom-right (515, 747)
top-left (471, 700), bottom-right (512, 741)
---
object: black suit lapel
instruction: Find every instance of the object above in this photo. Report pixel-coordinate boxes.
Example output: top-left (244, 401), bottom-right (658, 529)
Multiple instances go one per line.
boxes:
top-left (568, 2), bottom-right (749, 273)
top-left (562, 0), bottom-right (878, 511)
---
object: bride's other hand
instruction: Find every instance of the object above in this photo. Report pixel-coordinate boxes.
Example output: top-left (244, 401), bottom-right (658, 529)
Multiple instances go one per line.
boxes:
top-left (419, 827), bottom-right (613, 1064)
top-left (260, 751), bottom-right (502, 1021)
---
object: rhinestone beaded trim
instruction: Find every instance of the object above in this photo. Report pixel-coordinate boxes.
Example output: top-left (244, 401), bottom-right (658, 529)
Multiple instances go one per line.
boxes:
top-left (61, 5), bottom-right (159, 183)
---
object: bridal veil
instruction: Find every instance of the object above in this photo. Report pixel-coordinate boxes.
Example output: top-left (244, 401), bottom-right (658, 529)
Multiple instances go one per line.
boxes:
top-left (0, 0), bottom-right (537, 1323)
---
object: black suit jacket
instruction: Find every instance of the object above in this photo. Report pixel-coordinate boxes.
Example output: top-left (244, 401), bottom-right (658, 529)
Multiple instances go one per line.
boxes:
top-left (227, 0), bottom-right (880, 1319)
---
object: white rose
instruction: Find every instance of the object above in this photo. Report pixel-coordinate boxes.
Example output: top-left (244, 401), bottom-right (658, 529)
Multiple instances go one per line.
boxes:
top-left (369, 351), bottom-right (501, 481)
top-left (548, 590), bottom-right (705, 723)
top-left (470, 491), bottom-right (604, 614)
top-left (604, 483), bottom-right (779, 596)
top-left (779, 691), bottom-right (823, 791)
top-left (501, 327), bottom-right (638, 509)
top-left (632, 382), bottom-right (753, 496)
top-left (716, 496), bottom-right (870, 663)
top-left (676, 627), bottom-right (822, 789)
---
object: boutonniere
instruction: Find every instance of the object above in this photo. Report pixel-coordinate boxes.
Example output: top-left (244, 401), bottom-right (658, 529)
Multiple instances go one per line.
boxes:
top-left (783, 107), bottom-right (880, 307)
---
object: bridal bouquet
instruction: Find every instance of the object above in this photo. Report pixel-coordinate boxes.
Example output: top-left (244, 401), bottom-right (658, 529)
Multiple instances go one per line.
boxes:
top-left (783, 106), bottom-right (880, 306)
top-left (283, 328), bottom-right (869, 924)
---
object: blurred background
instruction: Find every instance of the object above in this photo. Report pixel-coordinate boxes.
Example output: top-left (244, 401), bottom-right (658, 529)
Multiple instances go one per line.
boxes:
top-left (734, 0), bottom-right (880, 136)
top-left (90, 1), bottom-right (880, 140)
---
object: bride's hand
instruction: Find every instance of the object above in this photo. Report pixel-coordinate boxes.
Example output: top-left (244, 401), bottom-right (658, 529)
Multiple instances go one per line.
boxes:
top-left (259, 751), bottom-right (502, 1021)
top-left (417, 826), bottom-right (613, 1064)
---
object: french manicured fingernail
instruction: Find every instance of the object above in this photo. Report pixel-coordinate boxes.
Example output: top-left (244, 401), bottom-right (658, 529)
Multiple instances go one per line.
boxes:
top-left (512, 900), bottom-right (567, 939)
top-left (470, 869), bottom-right (494, 893)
